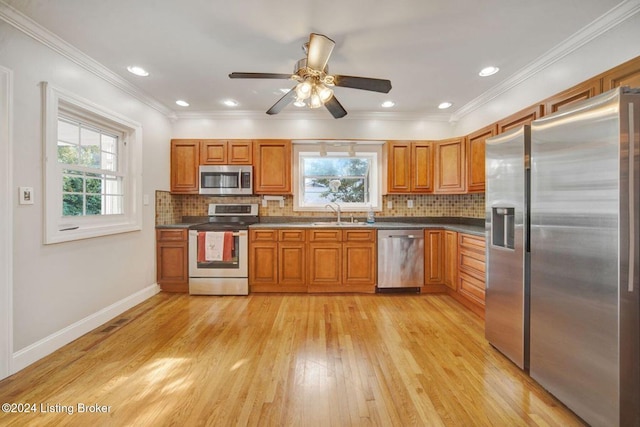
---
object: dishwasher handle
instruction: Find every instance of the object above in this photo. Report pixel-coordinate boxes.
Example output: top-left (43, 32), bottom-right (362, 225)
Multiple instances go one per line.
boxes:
top-left (386, 234), bottom-right (423, 239)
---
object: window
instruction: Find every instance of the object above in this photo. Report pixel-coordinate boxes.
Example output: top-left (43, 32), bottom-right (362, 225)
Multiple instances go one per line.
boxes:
top-left (43, 83), bottom-right (142, 243)
top-left (293, 142), bottom-right (383, 211)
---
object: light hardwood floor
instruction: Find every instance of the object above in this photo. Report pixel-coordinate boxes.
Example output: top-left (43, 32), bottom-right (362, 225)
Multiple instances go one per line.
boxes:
top-left (0, 293), bottom-right (584, 426)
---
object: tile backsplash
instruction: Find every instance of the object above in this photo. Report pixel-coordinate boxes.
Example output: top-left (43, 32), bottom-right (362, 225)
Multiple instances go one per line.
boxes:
top-left (156, 191), bottom-right (484, 225)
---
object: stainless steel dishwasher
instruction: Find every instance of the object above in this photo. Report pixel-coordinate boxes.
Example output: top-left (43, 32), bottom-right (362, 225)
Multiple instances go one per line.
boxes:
top-left (377, 230), bottom-right (424, 290)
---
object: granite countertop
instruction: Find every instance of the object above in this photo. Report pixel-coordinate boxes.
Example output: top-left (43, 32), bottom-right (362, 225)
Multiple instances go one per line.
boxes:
top-left (157, 216), bottom-right (485, 237)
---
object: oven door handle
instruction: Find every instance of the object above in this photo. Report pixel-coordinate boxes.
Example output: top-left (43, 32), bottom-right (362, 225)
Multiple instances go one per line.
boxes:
top-left (191, 230), bottom-right (245, 237)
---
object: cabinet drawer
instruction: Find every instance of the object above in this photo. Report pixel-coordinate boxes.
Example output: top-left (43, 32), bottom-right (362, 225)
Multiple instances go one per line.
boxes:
top-left (459, 247), bottom-right (485, 279)
top-left (308, 229), bottom-right (342, 242)
top-left (279, 229), bottom-right (306, 242)
top-left (343, 229), bottom-right (375, 242)
top-left (459, 233), bottom-right (485, 252)
top-left (458, 271), bottom-right (485, 306)
top-left (250, 229), bottom-right (277, 242)
top-left (156, 229), bottom-right (187, 242)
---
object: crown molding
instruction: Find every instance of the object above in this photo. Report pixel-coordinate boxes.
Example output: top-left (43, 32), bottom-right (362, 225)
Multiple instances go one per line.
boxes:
top-left (174, 109), bottom-right (451, 122)
top-left (0, 1), bottom-right (177, 119)
top-left (450, 0), bottom-right (640, 122)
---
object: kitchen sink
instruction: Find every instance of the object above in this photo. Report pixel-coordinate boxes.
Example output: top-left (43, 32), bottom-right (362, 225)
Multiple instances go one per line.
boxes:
top-left (310, 221), bottom-right (372, 227)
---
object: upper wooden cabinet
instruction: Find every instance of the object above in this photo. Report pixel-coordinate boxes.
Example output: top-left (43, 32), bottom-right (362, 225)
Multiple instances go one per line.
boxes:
top-left (497, 104), bottom-right (544, 134)
top-left (254, 140), bottom-right (292, 194)
top-left (170, 139), bottom-right (199, 194)
top-left (543, 79), bottom-right (601, 115)
top-left (434, 137), bottom-right (466, 194)
top-left (601, 56), bottom-right (640, 91)
top-left (466, 125), bottom-right (496, 193)
top-left (387, 141), bottom-right (433, 193)
top-left (200, 140), bottom-right (253, 165)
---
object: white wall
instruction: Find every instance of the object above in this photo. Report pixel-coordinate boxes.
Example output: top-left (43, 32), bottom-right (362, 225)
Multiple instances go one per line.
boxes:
top-left (0, 20), bottom-right (172, 372)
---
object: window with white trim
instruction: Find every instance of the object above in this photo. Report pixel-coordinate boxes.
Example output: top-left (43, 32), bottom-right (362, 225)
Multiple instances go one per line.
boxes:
top-left (43, 83), bottom-right (142, 244)
top-left (293, 142), bottom-right (383, 211)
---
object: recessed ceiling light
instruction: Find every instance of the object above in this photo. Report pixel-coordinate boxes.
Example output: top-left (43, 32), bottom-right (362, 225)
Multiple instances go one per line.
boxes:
top-left (479, 66), bottom-right (499, 77)
top-left (381, 101), bottom-right (395, 108)
top-left (126, 65), bottom-right (149, 77)
top-left (223, 99), bottom-right (239, 107)
top-left (279, 88), bottom-right (291, 94)
top-left (294, 100), bottom-right (306, 107)
top-left (175, 100), bottom-right (189, 107)
top-left (438, 102), bottom-right (453, 109)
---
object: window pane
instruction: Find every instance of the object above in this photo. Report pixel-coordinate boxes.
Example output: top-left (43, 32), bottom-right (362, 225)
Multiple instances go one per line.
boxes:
top-left (58, 144), bottom-right (79, 164)
top-left (104, 195), bottom-right (123, 214)
top-left (101, 134), bottom-right (117, 154)
top-left (85, 195), bottom-right (102, 215)
top-left (63, 175), bottom-right (83, 193)
top-left (57, 120), bottom-right (79, 145)
top-left (101, 152), bottom-right (117, 171)
top-left (105, 176), bottom-right (123, 195)
top-left (86, 177), bottom-right (102, 194)
top-left (62, 194), bottom-right (83, 216)
top-left (300, 155), bottom-right (372, 207)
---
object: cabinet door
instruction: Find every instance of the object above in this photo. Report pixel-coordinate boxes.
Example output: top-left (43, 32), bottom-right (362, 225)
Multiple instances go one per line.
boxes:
top-left (343, 243), bottom-right (376, 287)
top-left (497, 104), bottom-right (544, 134)
top-left (601, 56), bottom-right (640, 91)
top-left (156, 229), bottom-right (188, 292)
top-left (466, 125), bottom-right (496, 193)
top-left (434, 138), bottom-right (466, 193)
top-left (458, 272), bottom-right (485, 307)
top-left (200, 140), bottom-right (227, 164)
top-left (543, 79), bottom-right (601, 115)
top-left (411, 142), bottom-right (433, 193)
top-left (279, 243), bottom-right (306, 288)
top-left (387, 142), bottom-right (411, 193)
top-left (249, 242), bottom-right (278, 286)
top-left (170, 140), bottom-right (199, 194)
top-left (424, 229), bottom-right (443, 285)
top-left (443, 230), bottom-right (458, 290)
top-left (228, 140), bottom-right (253, 164)
top-left (308, 244), bottom-right (342, 287)
top-left (254, 140), bottom-right (292, 194)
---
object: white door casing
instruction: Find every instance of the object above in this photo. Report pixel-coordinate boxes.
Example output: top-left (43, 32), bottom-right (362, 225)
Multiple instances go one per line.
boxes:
top-left (0, 65), bottom-right (13, 380)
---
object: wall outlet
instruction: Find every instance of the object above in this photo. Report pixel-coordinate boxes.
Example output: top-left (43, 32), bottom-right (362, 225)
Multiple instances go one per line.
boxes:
top-left (19, 187), bottom-right (34, 205)
top-left (387, 201), bottom-right (393, 209)
top-left (407, 199), bottom-right (414, 208)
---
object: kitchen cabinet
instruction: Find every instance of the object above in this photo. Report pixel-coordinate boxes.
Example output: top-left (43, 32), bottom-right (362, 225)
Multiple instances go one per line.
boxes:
top-left (434, 137), bottom-right (466, 194)
top-left (443, 230), bottom-right (458, 291)
top-left (497, 104), bottom-right (544, 134)
top-left (387, 141), bottom-right (433, 193)
top-left (543, 78), bottom-right (601, 115)
top-left (170, 139), bottom-right (200, 194)
top-left (466, 125), bottom-right (496, 193)
top-left (456, 233), bottom-right (486, 314)
top-left (308, 229), bottom-right (376, 293)
top-left (254, 140), bottom-right (292, 194)
top-left (249, 229), bottom-right (306, 292)
top-left (156, 229), bottom-right (189, 292)
top-left (601, 55), bottom-right (640, 91)
top-left (424, 229), bottom-right (444, 289)
top-left (200, 140), bottom-right (253, 165)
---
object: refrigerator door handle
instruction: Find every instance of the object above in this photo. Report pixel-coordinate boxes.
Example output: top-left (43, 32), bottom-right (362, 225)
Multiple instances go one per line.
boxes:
top-left (629, 102), bottom-right (636, 293)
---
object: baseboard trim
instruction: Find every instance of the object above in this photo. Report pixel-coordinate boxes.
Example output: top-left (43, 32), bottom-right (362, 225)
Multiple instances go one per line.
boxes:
top-left (11, 283), bottom-right (160, 374)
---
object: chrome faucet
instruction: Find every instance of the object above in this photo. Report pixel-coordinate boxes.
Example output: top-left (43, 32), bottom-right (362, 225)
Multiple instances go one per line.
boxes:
top-left (325, 202), bottom-right (341, 224)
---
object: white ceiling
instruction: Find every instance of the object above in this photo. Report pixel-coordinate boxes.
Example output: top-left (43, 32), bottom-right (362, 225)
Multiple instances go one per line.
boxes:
top-left (2, 0), bottom-right (628, 120)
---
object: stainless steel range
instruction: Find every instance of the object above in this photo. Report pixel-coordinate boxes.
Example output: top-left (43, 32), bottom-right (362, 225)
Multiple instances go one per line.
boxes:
top-left (188, 203), bottom-right (259, 295)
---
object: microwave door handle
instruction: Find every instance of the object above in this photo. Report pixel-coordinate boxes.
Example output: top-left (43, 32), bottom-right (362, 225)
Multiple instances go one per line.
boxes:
top-left (238, 170), bottom-right (242, 188)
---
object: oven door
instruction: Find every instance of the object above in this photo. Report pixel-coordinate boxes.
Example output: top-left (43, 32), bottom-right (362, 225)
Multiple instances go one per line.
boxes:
top-left (188, 230), bottom-right (248, 278)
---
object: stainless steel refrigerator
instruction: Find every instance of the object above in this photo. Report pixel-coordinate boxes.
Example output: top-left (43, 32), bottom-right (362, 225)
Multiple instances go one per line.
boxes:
top-left (528, 87), bottom-right (639, 427)
top-left (485, 125), bottom-right (530, 370)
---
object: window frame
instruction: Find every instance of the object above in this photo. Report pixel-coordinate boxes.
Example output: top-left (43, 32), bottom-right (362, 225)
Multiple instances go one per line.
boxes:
top-left (42, 82), bottom-right (142, 244)
top-left (293, 142), bottom-right (383, 212)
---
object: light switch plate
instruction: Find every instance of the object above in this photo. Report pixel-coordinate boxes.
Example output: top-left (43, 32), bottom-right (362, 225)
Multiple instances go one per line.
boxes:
top-left (19, 186), bottom-right (34, 205)
top-left (143, 194), bottom-right (149, 206)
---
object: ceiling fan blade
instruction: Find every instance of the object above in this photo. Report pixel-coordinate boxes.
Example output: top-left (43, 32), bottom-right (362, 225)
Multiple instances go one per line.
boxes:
top-left (229, 72), bottom-right (292, 79)
top-left (266, 87), bottom-right (297, 115)
top-left (306, 33), bottom-right (335, 71)
top-left (324, 96), bottom-right (347, 119)
top-left (332, 75), bottom-right (392, 93)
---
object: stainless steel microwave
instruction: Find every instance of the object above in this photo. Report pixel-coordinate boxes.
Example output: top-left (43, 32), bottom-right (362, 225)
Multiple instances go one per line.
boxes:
top-left (199, 165), bottom-right (253, 195)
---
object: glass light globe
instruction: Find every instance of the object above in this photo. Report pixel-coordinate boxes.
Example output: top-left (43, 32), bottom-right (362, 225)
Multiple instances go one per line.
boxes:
top-left (317, 84), bottom-right (333, 102)
top-left (295, 81), bottom-right (312, 100)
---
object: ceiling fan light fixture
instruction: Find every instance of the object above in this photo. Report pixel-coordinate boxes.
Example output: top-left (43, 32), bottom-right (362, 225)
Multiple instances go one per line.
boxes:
top-left (295, 80), bottom-right (313, 100)
top-left (309, 90), bottom-right (323, 109)
top-left (317, 83), bottom-right (333, 102)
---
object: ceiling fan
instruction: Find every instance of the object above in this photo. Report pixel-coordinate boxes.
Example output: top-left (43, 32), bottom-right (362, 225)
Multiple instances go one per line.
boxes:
top-left (229, 33), bottom-right (392, 119)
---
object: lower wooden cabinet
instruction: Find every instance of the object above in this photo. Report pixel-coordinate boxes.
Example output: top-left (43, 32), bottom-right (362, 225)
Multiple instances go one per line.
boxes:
top-left (443, 230), bottom-right (458, 291)
top-left (454, 233), bottom-right (486, 317)
top-left (156, 229), bottom-right (189, 292)
top-left (249, 229), bottom-right (307, 292)
top-left (424, 230), bottom-right (444, 289)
